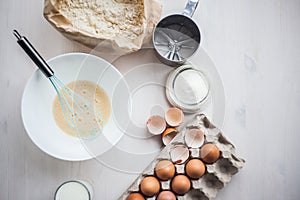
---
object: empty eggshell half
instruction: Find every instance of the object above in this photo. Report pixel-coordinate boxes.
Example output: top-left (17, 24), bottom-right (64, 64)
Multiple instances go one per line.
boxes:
top-left (165, 107), bottom-right (184, 127)
top-left (170, 144), bottom-right (189, 164)
top-left (162, 128), bottom-right (179, 145)
top-left (184, 128), bottom-right (205, 148)
top-left (146, 115), bottom-right (166, 135)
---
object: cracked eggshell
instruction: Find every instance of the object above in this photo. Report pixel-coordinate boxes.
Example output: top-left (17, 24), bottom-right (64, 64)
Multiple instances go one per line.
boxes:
top-left (184, 128), bottom-right (205, 148)
top-left (146, 115), bottom-right (166, 135)
top-left (165, 107), bottom-right (184, 127)
top-left (170, 145), bottom-right (190, 165)
top-left (162, 128), bottom-right (179, 146)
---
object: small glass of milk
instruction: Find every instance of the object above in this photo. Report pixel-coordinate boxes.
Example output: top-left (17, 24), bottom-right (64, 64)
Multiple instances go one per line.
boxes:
top-left (54, 180), bottom-right (93, 200)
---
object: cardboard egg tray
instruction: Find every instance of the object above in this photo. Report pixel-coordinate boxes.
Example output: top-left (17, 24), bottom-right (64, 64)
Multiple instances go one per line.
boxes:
top-left (119, 114), bottom-right (245, 200)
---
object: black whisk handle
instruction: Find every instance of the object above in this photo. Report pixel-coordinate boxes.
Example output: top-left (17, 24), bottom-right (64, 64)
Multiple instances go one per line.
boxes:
top-left (13, 30), bottom-right (54, 78)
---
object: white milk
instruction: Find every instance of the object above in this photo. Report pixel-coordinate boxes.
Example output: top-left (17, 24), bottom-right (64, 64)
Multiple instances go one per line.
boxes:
top-left (55, 181), bottom-right (92, 200)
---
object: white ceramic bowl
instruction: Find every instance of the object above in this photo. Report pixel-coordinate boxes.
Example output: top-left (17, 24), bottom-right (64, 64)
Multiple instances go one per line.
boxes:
top-left (21, 53), bottom-right (130, 161)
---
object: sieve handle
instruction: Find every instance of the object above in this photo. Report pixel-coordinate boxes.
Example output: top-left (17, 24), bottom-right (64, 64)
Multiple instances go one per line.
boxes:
top-left (13, 30), bottom-right (54, 78)
top-left (183, 0), bottom-right (199, 17)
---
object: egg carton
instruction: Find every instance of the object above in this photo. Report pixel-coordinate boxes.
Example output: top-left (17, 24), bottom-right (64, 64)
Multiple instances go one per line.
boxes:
top-left (118, 114), bottom-right (245, 200)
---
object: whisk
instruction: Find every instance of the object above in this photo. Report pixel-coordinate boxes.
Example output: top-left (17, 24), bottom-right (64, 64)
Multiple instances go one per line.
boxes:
top-left (13, 30), bottom-right (103, 139)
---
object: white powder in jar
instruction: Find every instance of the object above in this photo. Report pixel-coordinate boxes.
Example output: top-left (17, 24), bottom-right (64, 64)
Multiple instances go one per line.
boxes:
top-left (173, 69), bottom-right (209, 105)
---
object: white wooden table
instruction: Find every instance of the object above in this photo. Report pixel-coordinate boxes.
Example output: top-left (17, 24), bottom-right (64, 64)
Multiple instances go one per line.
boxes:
top-left (1, 0), bottom-right (300, 199)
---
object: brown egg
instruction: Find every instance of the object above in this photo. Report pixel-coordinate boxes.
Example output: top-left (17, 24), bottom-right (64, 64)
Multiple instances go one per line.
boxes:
top-left (171, 175), bottom-right (191, 195)
top-left (162, 128), bottom-right (178, 146)
top-left (157, 191), bottom-right (176, 200)
top-left (155, 160), bottom-right (176, 181)
top-left (126, 192), bottom-right (145, 200)
top-left (200, 143), bottom-right (220, 163)
top-left (185, 159), bottom-right (206, 179)
top-left (140, 176), bottom-right (160, 197)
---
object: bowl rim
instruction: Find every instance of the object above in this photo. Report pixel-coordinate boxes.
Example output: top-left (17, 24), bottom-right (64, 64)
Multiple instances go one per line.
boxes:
top-left (21, 52), bottom-right (124, 161)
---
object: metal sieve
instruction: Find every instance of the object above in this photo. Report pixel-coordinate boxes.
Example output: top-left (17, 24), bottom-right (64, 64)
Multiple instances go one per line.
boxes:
top-left (153, 0), bottom-right (200, 66)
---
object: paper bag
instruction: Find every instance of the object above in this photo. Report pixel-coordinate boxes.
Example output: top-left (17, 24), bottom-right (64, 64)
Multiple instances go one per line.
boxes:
top-left (44, 0), bottom-right (162, 54)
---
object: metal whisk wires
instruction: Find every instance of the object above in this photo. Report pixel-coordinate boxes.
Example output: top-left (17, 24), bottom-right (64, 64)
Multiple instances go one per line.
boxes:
top-left (49, 76), bottom-right (103, 139)
top-left (14, 30), bottom-right (103, 139)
